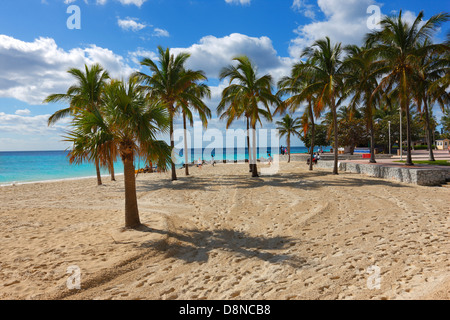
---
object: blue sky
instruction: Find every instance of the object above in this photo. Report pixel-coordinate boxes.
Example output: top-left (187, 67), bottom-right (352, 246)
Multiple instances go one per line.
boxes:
top-left (0, 0), bottom-right (448, 151)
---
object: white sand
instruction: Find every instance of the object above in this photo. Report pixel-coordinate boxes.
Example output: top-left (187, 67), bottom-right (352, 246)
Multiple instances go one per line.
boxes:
top-left (0, 162), bottom-right (449, 300)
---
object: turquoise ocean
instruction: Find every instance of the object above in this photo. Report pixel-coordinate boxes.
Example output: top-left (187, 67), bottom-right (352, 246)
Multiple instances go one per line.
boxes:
top-left (0, 146), bottom-right (330, 185)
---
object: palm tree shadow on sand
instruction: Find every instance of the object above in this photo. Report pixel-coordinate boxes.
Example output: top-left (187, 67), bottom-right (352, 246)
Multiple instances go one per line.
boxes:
top-left (137, 225), bottom-right (307, 269)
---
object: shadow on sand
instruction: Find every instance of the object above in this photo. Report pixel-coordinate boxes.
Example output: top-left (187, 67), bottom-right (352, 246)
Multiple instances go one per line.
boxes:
top-left (136, 225), bottom-right (307, 269)
top-left (133, 169), bottom-right (411, 193)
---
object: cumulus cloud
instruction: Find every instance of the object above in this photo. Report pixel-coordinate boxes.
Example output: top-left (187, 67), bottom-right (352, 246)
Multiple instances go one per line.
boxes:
top-left (0, 111), bottom-right (68, 135)
top-left (117, 0), bottom-right (146, 6)
top-left (292, 0), bottom-right (316, 19)
top-left (63, 0), bottom-right (146, 7)
top-left (288, 1), bottom-right (429, 58)
top-left (117, 17), bottom-right (147, 31)
top-left (170, 33), bottom-right (292, 82)
top-left (225, 0), bottom-right (251, 5)
top-left (15, 109), bottom-right (31, 116)
top-left (153, 28), bottom-right (170, 37)
top-left (0, 35), bottom-right (136, 105)
top-left (289, 0), bottom-right (380, 57)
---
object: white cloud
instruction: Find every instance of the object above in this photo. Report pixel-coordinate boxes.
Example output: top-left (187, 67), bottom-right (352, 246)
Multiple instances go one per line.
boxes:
top-left (0, 112), bottom-right (68, 135)
top-left (225, 0), bottom-right (251, 5)
top-left (292, 0), bottom-right (316, 19)
top-left (128, 48), bottom-right (158, 65)
top-left (171, 33), bottom-right (292, 82)
top-left (96, 0), bottom-right (146, 6)
top-left (15, 109), bottom-right (31, 116)
top-left (289, 0), bottom-right (380, 57)
top-left (118, 0), bottom-right (147, 6)
top-left (288, 1), bottom-right (429, 58)
top-left (117, 17), bottom-right (147, 32)
top-left (0, 35), bottom-right (136, 105)
top-left (65, 0), bottom-right (146, 7)
top-left (0, 111), bottom-right (71, 151)
top-left (153, 28), bottom-right (170, 37)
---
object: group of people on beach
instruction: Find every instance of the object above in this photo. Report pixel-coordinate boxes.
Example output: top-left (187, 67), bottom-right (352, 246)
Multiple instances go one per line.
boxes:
top-left (306, 152), bottom-right (321, 165)
top-left (280, 146), bottom-right (288, 155)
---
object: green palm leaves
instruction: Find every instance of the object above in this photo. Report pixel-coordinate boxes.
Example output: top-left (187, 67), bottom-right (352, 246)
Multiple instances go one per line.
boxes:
top-left (275, 114), bottom-right (302, 163)
top-left (295, 37), bottom-right (345, 174)
top-left (134, 46), bottom-right (211, 180)
top-left (45, 64), bottom-right (110, 185)
top-left (366, 10), bottom-right (450, 165)
top-left (218, 55), bottom-right (279, 177)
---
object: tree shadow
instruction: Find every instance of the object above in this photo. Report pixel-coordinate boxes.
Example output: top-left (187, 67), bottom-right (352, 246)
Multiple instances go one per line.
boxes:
top-left (132, 168), bottom-right (411, 194)
top-left (138, 225), bottom-right (307, 269)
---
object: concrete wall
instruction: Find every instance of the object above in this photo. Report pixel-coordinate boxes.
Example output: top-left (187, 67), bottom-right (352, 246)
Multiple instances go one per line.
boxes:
top-left (315, 161), bottom-right (450, 186)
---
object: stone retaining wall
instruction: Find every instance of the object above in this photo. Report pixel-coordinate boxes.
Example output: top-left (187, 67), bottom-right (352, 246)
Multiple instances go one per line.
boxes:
top-left (279, 153), bottom-right (393, 162)
top-left (315, 161), bottom-right (450, 186)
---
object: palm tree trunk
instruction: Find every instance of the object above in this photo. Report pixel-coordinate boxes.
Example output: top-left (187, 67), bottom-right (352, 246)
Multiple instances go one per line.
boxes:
top-left (122, 148), bottom-right (140, 228)
top-left (405, 103), bottom-right (414, 166)
top-left (183, 112), bottom-right (189, 176)
top-left (331, 97), bottom-right (339, 175)
top-left (423, 98), bottom-right (435, 161)
top-left (95, 158), bottom-right (102, 186)
top-left (309, 102), bottom-right (315, 171)
top-left (251, 123), bottom-right (258, 177)
top-left (369, 117), bottom-right (376, 164)
top-left (170, 114), bottom-right (177, 181)
top-left (110, 158), bottom-right (116, 181)
top-left (247, 117), bottom-right (252, 172)
top-left (287, 134), bottom-right (291, 163)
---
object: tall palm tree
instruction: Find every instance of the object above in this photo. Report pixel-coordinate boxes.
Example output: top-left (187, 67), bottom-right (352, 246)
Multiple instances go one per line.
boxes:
top-left (343, 44), bottom-right (385, 163)
top-left (412, 40), bottom-right (450, 161)
top-left (177, 80), bottom-right (211, 176)
top-left (276, 61), bottom-right (324, 170)
top-left (218, 55), bottom-right (279, 177)
top-left (217, 100), bottom-right (254, 172)
top-left (134, 46), bottom-right (208, 181)
top-left (44, 64), bottom-right (110, 185)
top-left (297, 37), bottom-right (345, 174)
top-left (66, 78), bottom-right (171, 228)
top-left (276, 114), bottom-right (302, 163)
top-left (366, 10), bottom-right (450, 165)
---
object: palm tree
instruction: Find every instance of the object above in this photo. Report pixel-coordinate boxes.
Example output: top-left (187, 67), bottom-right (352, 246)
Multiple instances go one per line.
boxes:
top-left (276, 61), bottom-right (324, 170)
top-left (44, 64), bottom-right (110, 185)
top-left (218, 55), bottom-right (279, 177)
top-left (412, 40), bottom-right (450, 161)
top-left (217, 102), bottom-right (253, 172)
top-left (66, 78), bottom-right (171, 228)
top-left (177, 79), bottom-right (211, 176)
top-left (276, 114), bottom-right (302, 163)
top-left (366, 10), bottom-right (450, 165)
top-left (297, 37), bottom-right (345, 174)
top-left (343, 44), bottom-right (385, 163)
top-left (134, 46), bottom-right (209, 181)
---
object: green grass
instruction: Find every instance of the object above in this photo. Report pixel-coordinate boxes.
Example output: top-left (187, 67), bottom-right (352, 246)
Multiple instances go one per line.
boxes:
top-left (394, 160), bottom-right (450, 166)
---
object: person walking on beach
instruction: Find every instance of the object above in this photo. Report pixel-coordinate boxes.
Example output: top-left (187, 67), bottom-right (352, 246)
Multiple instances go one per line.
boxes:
top-left (197, 157), bottom-right (202, 169)
top-left (268, 153), bottom-right (273, 166)
top-left (211, 156), bottom-right (215, 167)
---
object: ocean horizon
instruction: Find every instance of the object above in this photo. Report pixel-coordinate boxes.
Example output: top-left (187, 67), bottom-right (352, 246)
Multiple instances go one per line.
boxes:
top-left (0, 146), bottom-right (330, 185)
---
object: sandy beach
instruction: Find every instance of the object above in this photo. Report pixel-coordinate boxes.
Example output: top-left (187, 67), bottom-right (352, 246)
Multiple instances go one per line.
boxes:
top-left (0, 161), bottom-right (449, 300)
